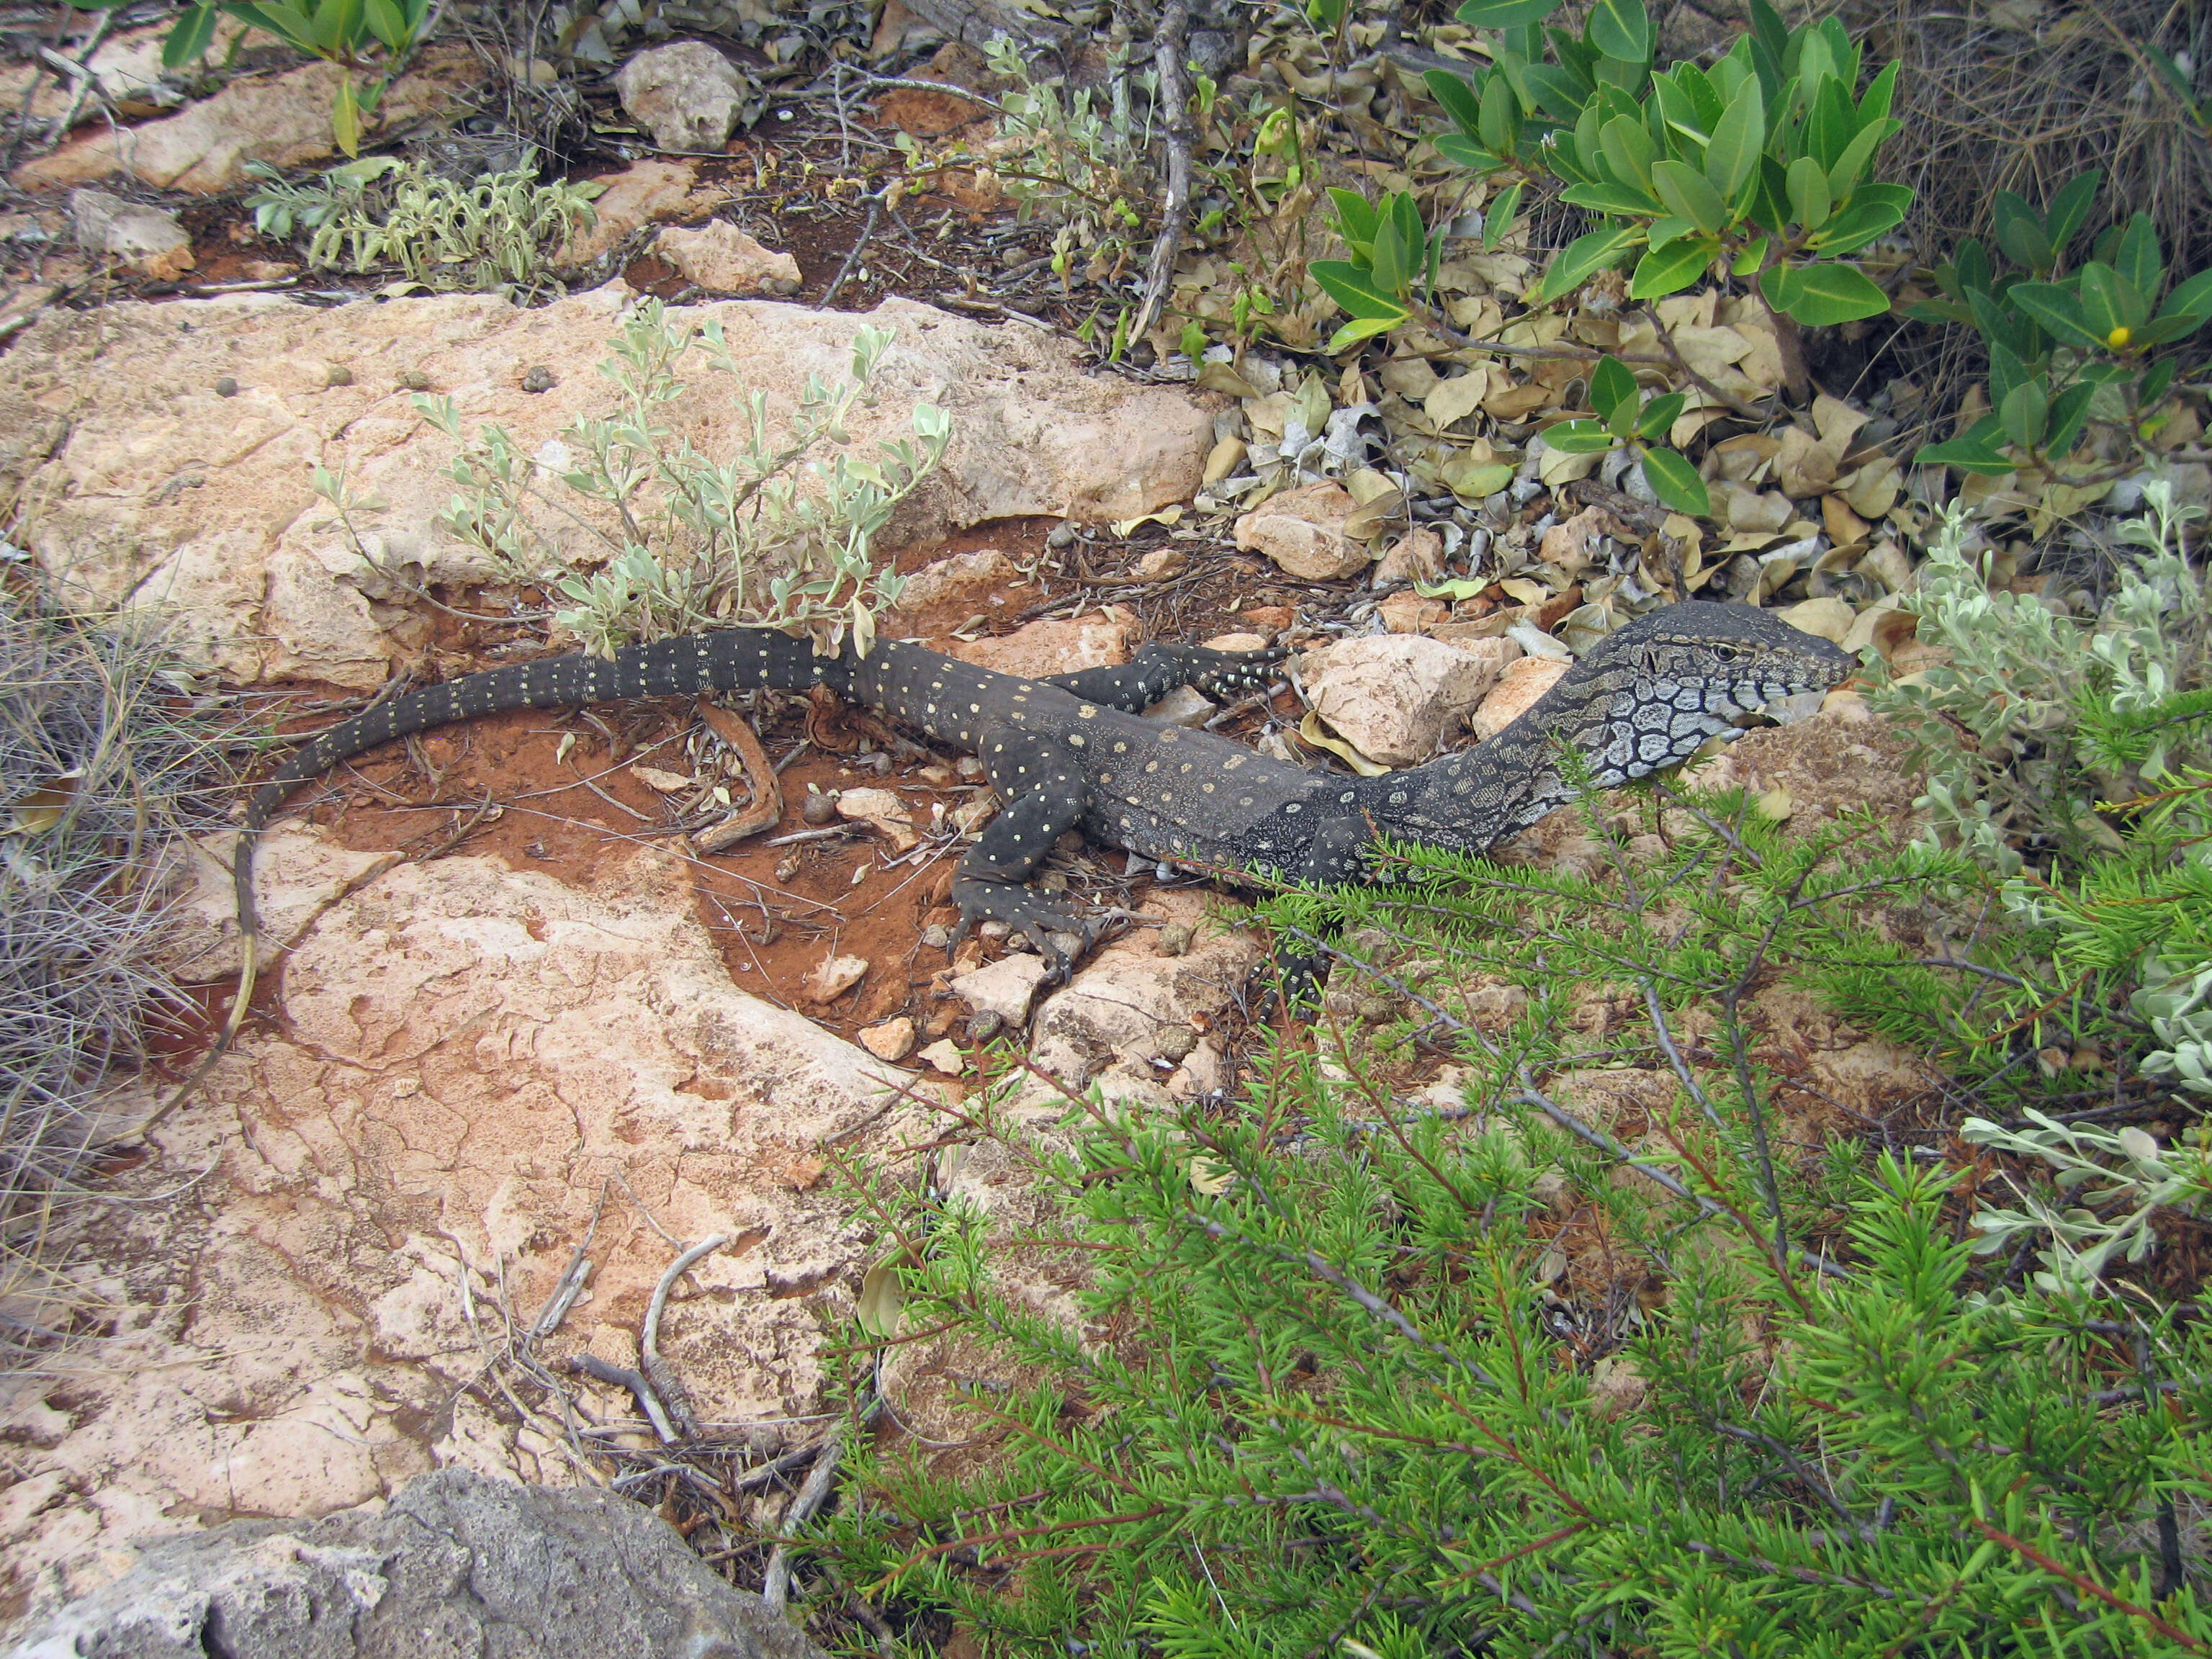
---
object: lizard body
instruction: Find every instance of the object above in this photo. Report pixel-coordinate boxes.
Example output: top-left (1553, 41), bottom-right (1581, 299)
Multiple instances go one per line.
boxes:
top-left (185, 604), bottom-right (1849, 1102)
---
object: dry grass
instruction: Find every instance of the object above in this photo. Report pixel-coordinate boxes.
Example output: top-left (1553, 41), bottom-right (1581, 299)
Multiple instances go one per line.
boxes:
top-left (0, 577), bottom-right (240, 1363)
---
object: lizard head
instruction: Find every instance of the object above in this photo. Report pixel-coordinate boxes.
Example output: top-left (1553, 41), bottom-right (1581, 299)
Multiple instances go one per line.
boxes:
top-left (1559, 603), bottom-right (1858, 784)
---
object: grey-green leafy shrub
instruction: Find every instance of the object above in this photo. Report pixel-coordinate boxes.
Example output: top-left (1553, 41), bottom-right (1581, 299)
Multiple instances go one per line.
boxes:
top-left (413, 300), bottom-right (949, 658)
top-left (244, 154), bottom-right (603, 292)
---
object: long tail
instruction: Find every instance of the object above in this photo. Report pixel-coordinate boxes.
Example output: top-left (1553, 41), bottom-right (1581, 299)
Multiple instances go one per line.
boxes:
top-left (138, 627), bottom-right (848, 1134)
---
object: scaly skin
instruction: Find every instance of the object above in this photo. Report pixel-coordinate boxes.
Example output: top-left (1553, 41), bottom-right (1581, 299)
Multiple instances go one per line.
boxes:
top-left (157, 604), bottom-right (1851, 1119)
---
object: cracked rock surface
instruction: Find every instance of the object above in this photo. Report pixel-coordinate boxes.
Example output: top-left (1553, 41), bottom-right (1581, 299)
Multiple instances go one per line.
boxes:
top-left (0, 835), bottom-right (926, 1630)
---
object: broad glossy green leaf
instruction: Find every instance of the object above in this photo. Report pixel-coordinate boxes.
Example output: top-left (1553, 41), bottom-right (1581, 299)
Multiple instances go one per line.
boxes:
top-left (1993, 195), bottom-right (2054, 273)
top-left (1785, 154), bottom-right (1830, 231)
top-left (1310, 261), bottom-right (1408, 320)
top-left (2045, 170), bottom-right (2102, 255)
top-left (1424, 68), bottom-right (1485, 138)
top-left (1650, 160), bottom-right (1727, 233)
top-left (2157, 267), bottom-right (2212, 323)
top-left (1802, 74), bottom-right (1856, 168)
top-left (331, 73), bottom-right (362, 155)
top-left (1326, 315), bottom-right (1404, 352)
top-left (1524, 63), bottom-right (1592, 122)
top-left (1561, 181), bottom-right (1665, 216)
top-left (1704, 75), bottom-right (1764, 200)
top-left (363, 0), bottom-right (413, 49)
top-left (1588, 0), bottom-right (1653, 63)
top-left (161, 4), bottom-right (220, 65)
top-left (1529, 223), bottom-right (1642, 304)
top-left (1629, 235), bottom-right (1716, 299)
top-left (1855, 59), bottom-right (1899, 127)
top-left (1328, 187), bottom-right (1380, 252)
top-left (2113, 213), bottom-right (2162, 301)
top-left (1759, 261), bottom-right (1889, 325)
top-left (1914, 421), bottom-right (2016, 475)
top-left (1987, 340), bottom-right (2028, 404)
top-left (1455, 0), bottom-right (1562, 26)
top-left (2044, 381), bottom-right (2095, 456)
top-left (2004, 282), bottom-right (2103, 351)
top-left (1637, 446), bottom-right (1709, 515)
top-left (1999, 378), bottom-right (2049, 449)
top-left (1637, 391), bottom-right (1686, 438)
top-left (2078, 263), bottom-right (2146, 339)
top-left (1600, 114), bottom-right (1658, 192)
top-left (1434, 134), bottom-right (1502, 171)
top-left (1479, 70), bottom-right (1522, 153)
top-left (1591, 355), bottom-right (1638, 421)
top-left (1483, 180), bottom-right (1524, 250)
top-left (1730, 237), bottom-right (1768, 276)
top-left (1808, 192), bottom-right (1907, 257)
top-left (1823, 117), bottom-right (1894, 202)
top-left (2125, 313), bottom-right (2202, 349)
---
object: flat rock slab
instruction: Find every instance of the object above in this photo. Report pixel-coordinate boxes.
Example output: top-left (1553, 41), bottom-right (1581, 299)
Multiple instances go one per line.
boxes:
top-left (1, 286), bottom-right (1214, 688)
top-left (3, 1467), bottom-right (824, 1658)
top-left (0, 835), bottom-right (925, 1622)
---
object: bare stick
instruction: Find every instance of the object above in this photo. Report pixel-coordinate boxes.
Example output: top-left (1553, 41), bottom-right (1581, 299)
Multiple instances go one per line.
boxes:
top-left (639, 1232), bottom-right (727, 1442)
top-left (1131, 0), bottom-right (1195, 344)
top-left (762, 1426), bottom-right (846, 1613)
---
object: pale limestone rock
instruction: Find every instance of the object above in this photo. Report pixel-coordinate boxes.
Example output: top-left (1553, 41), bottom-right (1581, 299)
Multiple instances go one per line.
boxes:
top-left (12, 47), bottom-right (480, 193)
top-left (0, 838), bottom-right (917, 1625)
top-left (950, 953), bottom-right (1053, 1026)
top-left (1378, 590), bottom-right (1447, 634)
top-left (920, 1039), bottom-right (968, 1075)
top-left (1233, 480), bottom-right (1367, 580)
top-left (804, 953), bottom-right (870, 1003)
top-left (68, 189), bottom-right (193, 279)
top-left (835, 786), bottom-right (918, 851)
top-left (859, 1017), bottom-right (917, 1061)
top-left (886, 547), bottom-right (1018, 616)
top-left (559, 159), bottom-right (701, 266)
top-left (1144, 685), bottom-right (1215, 726)
top-left (616, 41), bottom-right (752, 154)
top-left (653, 220), bottom-right (802, 295)
top-left (2, 288), bottom-right (1211, 688)
top-left (948, 615), bottom-right (1130, 680)
top-left (1375, 525), bottom-right (1443, 585)
top-left (1299, 634), bottom-right (1512, 766)
top-left (1028, 891), bottom-right (1264, 1089)
top-left (1472, 654), bottom-right (1570, 739)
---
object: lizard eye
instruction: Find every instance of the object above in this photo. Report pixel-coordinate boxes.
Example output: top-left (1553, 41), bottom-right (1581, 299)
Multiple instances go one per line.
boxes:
top-left (1710, 643), bottom-right (1742, 662)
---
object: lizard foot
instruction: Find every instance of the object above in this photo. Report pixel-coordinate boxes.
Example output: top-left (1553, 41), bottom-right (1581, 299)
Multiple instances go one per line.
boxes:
top-left (1187, 644), bottom-right (1290, 701)
top-left (950, 876), bottom-right (1100, 979)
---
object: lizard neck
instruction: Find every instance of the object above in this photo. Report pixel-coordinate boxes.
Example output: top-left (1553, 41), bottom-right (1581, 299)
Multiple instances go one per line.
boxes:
top-left (1359, 718), bottom-right (1575, 853)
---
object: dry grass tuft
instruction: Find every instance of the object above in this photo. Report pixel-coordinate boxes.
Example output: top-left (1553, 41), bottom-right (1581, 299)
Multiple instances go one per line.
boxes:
top-left (0, 576), bottom-right (240, 1364)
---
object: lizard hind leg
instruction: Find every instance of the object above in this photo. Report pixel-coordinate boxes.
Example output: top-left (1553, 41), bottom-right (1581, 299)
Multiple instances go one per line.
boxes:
top-left (953, 727), bottom-right (1100, 975)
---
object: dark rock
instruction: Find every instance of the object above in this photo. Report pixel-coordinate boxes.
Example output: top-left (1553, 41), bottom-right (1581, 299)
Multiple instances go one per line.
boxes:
top-left (5, 1467), bottom-right (825, 1659)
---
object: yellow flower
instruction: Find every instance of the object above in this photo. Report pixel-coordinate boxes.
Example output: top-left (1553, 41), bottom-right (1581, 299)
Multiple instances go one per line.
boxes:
top-left (2106, 325), bottom-right (2132, 349)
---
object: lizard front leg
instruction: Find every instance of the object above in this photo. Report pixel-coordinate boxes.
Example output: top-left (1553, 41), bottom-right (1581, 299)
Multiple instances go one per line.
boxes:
top-left (1271, 814), bottom-right (1377, 1007)
top-left (1040, 642), bottom-right (1286, 713)
top-left (953, 727), bottom-right (1100, 974)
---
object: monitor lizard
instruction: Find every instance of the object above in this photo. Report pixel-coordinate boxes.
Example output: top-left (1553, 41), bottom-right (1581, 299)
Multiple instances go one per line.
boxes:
top-left (168, 603), bottom-right (1851, 1112)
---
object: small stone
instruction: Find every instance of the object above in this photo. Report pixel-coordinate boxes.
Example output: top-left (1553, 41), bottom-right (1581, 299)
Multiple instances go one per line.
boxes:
top-left (1472, 655), bottom-right (1571, 740)
top-left (396, 369), bottom-right (431, 392)
top-left (1233, 480), bottom-right (1369, 581)
top-left (213, 376), bottom-right (238, 397)
top-left (835, 786), bottom-right (918, 852)
top-left (68, 187), bottom-right (194, 279)
top-left (968, 1010), bottom-right (1004, 1042)
top-left (521, 365), bottom-right (555, 393)
top-left (919, 1038), bottom-right (967, 1076)
top-left (1374, 526), bottom-right (1444, 585)
top-left (951, 952), bottom-right (1052, 1025)
top-left (1299, 634), bottom-right (1515, 766)
top-left (1132, 547), bottom-right (1187, 582)
top-left (652, 220), bottom-right (802, 296)
top-left (858, 1017), bottom-right (917, 1062)
top-left (1377, 590), bottom-right (1447, 634)
top-left (920, 922), bottom-right (953, 950)
top-left (801, 792), bottom-right (837, 826)
top-left (614, 40), bottom-right (752, 153)
top-left (1143, 685), bottom-right (1215, 727)
top-left (801, 953), bottom-right (868, 1004)
top-left (323, 363), bottom-right (354, 387)
top-left (1156, 923), bottom-right (1192, 957)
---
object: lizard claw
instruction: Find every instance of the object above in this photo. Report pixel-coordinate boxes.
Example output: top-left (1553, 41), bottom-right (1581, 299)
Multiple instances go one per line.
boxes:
top-left (950, 877), bottom-right (1100, 979)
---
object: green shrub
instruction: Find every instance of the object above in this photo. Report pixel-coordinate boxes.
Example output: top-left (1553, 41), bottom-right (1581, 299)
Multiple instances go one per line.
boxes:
top-left (818, 791), bottom-right (2212, 1653)
top-left (1418, 0), bottom-right (1912, 397)
top-left (1911, 174), bottom-right (2212, 486)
